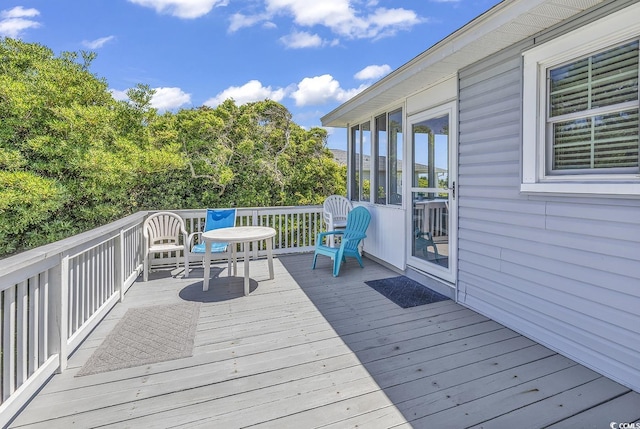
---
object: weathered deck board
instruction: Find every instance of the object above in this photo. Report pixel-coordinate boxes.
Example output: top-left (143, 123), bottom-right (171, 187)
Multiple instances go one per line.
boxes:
top-left (545, 391), bottom-right (640, 429)
top-left (8, 253), bottom-right (640, 428)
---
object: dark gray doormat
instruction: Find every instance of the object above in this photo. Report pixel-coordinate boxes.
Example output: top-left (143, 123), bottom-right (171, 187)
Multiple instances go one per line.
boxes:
top-left (365, 276), bottom-right (450, 308)
top-left (77, 302), bottom-right (200, 376)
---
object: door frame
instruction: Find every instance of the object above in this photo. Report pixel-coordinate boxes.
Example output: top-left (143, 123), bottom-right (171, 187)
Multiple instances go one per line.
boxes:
top-left (406, 101), bottom-right (458, 285)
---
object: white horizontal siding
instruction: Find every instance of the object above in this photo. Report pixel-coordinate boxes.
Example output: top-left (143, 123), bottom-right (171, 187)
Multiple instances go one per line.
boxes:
top-left (457, 8), bottom-right (640, 393)
top-left (357, 204), bottom-right (405, 270)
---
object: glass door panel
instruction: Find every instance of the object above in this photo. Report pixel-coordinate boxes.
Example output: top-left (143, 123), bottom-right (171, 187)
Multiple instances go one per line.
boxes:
top-left (389, 109), bottom-right (403, 205)
top-left (362, 122), bottom-right (371, 201)
top-left (410, 113), bottom-right (451, 271)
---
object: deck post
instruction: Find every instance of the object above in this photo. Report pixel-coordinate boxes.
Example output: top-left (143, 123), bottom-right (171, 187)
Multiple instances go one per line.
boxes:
top-left (49, 255), bottom-right (69, 373)
top-left (116, 229), bottom-right (125, 303)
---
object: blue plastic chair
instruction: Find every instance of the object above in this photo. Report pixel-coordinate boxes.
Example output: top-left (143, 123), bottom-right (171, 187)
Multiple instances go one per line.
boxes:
top-left (312, 206), bottom-right (371, 277)
top-left (187, 208), bottom-right (236, 276)
top-left (414, 227), bottom-right (439, 260)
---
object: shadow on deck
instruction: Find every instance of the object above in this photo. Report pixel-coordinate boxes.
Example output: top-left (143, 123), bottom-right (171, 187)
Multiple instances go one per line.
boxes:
top-left (8, 254), bottom-right (640, 428)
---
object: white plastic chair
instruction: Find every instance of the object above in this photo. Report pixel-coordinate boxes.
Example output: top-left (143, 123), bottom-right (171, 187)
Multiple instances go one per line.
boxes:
top-left (143, 212), bottom-right (189, 281)
top-left (322, 195), bottom-right (353, 247)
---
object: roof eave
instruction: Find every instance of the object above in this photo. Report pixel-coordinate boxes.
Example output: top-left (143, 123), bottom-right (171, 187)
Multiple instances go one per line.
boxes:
top-left (321, 0), bottom-right (602, 128)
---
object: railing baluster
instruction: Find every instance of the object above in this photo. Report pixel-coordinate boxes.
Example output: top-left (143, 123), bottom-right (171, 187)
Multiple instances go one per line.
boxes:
top-left (103, 241), bottom-right (109, 302)
top-left (303, 212), bottom-right (308, 247)
top-left (106, 240), bottom-right (111, 301)
top-left (58, 255), bottom-right (69, 373)
top-left (97, 244), bottom-right (103, 309)
top-left (94, 247), bottom-right (100, 309)
top-left (285, 212), bottom-right (290, 249)
top-left (117, 230), bottom-right (124, 302)
top-left (89, 248), bottom-right (95, 315)
top-left (40, 271), bottom-right (48, 365)
top-left (83, 251), bottom-right (89, 325)
top-left (70, 256), bottom-right (77, 335)
top-left (3, 285), bottom-right (16, 400)
top-left (278, 213), bottom-right (282, 249)
top-left (16, 281), bottom-right (27, 387)
top-left (28, 275), bottom-right (39, 376)
top-left (77, 253), bottom-right (84, 330)
top-left (81, 252), bottom-right (85, 326)
top-left (297, 212), bottom-right (301, 248)
top-left (92, 248), bottom-right (96, 314)
top-left (74, 256), bottom-right (80, 334)
top-left (79, 253), bottom-right (85, 326)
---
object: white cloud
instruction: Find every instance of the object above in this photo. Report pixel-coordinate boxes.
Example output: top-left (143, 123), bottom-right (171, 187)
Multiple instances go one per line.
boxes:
top-left (263, 0), bottom-right (422, 40)
top-left (290, 74), bottom-right (368, 107)
top-left (82, 36), bottom-right (115, 49)
top-left (354, 64), bottom-right (391, 81)
top-left (228, 12), bottom-right (272, 32)
top-left (110, 87), bottom-right (191, 111)
top-left (150, 87), bottom-right (191, 110)
top-left (266, 0), bottom-right (356, 28)
top-left (127, 0), bottom-right (228, 19)
top-left (109, 89), bottom-right (129, 101)
top-left (231, 0), bottom-right (423, 42)
top-left (280, 31), bottom-right (323, 49)
top-left (204, 80), bottom-right (286, 107)
top-left (1, 6), bottom-right (39, 18)
top-left (0, 6), bottom-right (40, 38)
top-left (368, 8), bottom-right (419, 31)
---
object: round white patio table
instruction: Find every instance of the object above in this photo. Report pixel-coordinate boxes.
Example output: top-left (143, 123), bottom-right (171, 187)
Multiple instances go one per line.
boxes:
top-left (202, 226), bottom-right (276, 296)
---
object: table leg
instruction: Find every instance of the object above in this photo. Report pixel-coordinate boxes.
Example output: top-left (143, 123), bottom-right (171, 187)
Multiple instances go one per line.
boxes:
top-left (267, 237), bottom-right (274, 280)
top-left (232, 244), bottom-right (237, 276)
top-left (244, 241), bottom-right (250, 296)
top-left (203, 240), bottom-right (211, 292)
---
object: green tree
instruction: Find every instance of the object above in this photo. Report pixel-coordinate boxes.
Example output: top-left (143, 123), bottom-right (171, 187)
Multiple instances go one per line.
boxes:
top-left (0, 38), bottom-right (184, 254)
top-left (176, 100), bottom-right (345, 208)
top-left (0, 39), bottom-right (345, 257)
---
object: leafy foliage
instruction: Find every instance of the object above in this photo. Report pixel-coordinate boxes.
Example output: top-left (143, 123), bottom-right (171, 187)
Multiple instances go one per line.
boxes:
top-left (0, 38), bottom-right (345, 257)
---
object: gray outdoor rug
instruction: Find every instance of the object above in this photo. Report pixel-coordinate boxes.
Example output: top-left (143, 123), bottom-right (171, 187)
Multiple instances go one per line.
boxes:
top-left (365, 276), bottom-right (450, 309)
top-left (77, 302), bottom-right (200, 376)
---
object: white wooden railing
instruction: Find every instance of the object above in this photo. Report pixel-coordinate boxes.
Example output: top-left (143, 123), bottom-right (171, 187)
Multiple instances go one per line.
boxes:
top-left (180, 206), bottom-right (324, 262)
top-left (0, 205), bottom-right (323, 427)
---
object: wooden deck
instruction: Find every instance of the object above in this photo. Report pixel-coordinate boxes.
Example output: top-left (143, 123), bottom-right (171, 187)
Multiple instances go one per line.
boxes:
top-left (9, 254), bottom-right (640, 428)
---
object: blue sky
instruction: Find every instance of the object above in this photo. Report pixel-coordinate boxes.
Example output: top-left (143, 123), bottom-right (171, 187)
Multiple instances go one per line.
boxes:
top-left (0, 0), bottom-right (502, 150)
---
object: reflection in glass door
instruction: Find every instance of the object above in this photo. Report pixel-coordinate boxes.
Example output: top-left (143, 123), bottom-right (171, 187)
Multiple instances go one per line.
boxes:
top-left (409, 105), bottom-right (456, 282)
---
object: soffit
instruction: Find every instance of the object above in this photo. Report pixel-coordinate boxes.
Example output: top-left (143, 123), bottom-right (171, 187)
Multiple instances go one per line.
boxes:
top-left (321, 0), bottom-right (606, 128)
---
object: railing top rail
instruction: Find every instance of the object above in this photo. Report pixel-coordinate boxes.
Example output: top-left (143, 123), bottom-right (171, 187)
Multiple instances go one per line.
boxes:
top-left (0, 205), bottom-right (325, 280)
top-left (0, 211), bottom-right (148, 278)
top-left (175, 205), bottom-right (322, 215)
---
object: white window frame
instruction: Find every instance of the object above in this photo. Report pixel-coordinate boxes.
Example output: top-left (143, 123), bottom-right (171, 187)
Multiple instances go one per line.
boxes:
top-left (348, 106), bottom-right (404, 205)
top-left (521, 2), bottom-right (640, 197)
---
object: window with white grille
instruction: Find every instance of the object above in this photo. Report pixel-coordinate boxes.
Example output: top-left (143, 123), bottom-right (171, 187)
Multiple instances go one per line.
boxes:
top-left (521, 2), bottom-right (640, 196)
top-left (547, 41), bottom-right (639, 174)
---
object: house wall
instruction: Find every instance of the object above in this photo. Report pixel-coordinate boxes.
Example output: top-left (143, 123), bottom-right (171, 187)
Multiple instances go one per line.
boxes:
top-left (407, 75), bottom-right (457, 116)
top-left (456, 4), bottom-right (640, 392)
top-left (359, 204), bottom-right (405, 270)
